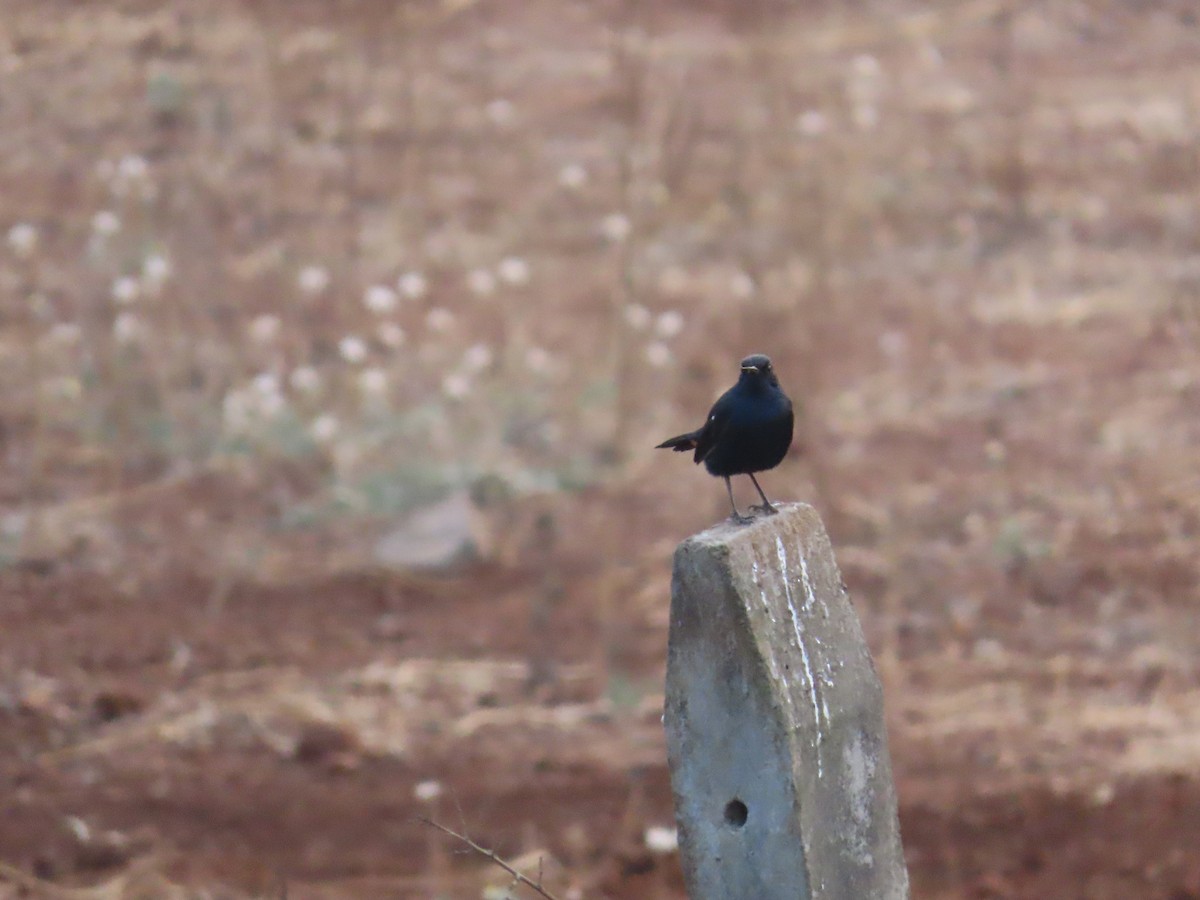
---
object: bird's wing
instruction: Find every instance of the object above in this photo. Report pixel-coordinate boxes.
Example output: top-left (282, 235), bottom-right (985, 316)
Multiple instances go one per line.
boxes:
top-left (691, 393), bottom-right (733, 464)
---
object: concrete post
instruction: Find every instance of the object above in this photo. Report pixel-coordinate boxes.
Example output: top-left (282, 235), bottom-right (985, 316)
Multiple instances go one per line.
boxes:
top-left (664, 503), bottom-right (909, 900)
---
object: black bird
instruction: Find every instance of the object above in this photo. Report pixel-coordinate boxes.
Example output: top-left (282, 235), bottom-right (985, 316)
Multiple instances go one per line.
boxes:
top-left (656, 353), bottom-right (794, 524)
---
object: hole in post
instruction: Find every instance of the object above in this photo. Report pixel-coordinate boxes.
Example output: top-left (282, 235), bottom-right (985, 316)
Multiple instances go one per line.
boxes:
top-left (724, 798), bottom-right (748, 828)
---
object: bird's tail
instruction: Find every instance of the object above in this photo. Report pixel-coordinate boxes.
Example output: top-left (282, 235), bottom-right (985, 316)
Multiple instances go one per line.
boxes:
top-left (655, 431), bottom-right (699, 452)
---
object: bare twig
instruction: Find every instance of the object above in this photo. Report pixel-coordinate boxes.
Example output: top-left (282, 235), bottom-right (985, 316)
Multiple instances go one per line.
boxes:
top-left (416, 817), bottom-right (565, 900)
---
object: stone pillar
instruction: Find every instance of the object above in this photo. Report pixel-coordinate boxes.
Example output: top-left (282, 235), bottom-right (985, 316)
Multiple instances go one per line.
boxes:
top-left (664, 503), bottom-right (908, 900)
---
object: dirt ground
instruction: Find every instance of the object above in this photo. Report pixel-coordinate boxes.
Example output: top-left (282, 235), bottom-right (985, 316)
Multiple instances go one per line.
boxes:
top-left (2, 1), bottom-right (1200, 898)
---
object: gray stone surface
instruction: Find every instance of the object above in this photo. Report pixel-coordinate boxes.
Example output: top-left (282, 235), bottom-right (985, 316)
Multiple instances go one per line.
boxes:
top-left (372, 490), bottom-right (488, 574)
top-left (664, 503), bottom-right (909, 900)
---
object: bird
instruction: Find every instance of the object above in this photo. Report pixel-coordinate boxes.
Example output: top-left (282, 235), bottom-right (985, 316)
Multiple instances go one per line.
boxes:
top-left (656, 353), bottom-right (794, 524)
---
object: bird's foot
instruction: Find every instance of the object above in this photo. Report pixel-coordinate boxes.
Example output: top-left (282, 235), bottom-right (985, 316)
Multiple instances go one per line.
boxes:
top-left (729, 511), bottom-right (756, 526)
top-left (749, 502), bottom-right (779, 516)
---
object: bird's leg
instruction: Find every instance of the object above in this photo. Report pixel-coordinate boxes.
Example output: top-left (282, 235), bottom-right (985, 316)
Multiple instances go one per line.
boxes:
top-left (747, 473), bottom-right (779, 515)
top-left (725, 477), bottom-right (754, 525)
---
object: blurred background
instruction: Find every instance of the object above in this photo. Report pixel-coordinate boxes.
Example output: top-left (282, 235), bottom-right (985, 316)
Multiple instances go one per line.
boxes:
top-left (2, 0), bottom-right (1199, 897)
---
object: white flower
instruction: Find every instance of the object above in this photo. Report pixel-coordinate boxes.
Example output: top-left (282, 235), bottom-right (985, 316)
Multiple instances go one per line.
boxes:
top-left (462, 343), bottom-right (493, 372)
top-left (852, 53), bottom-right (881, 80)
top-left (414, 780), bottom-right (443, 802)
top-left (141, 253), bottom-right (171, 289)
top-left (524, 346), bottom-right (553, 376)
top-left (847, 55), bottom-right (882, 127)
top-left (485, 98), bottom-right (514, 125)
top-left (111, 276), bottom-right (140, 305)
top-left (249, 314), bottom-right (281, 343)
top-left (1129, 99), bottom-right (1188, 141)
top-left (7, 223), bottom-right (38, 257)
top-left (112, 312), bottom-right (143, 344)
top-left (250, 375), bottom-right (285, 417)
top-left (624, 303), bottom-right (651, 331)
top-left (425, 308), bottom-right (455, 333)
top-left (397, 271), bottom-right (427, 299)
top-left (297, 265), bottom-right (330, 295)
top-left (878, 330), bottom-right (907, 361)
top-left (91, 210), bottom-right (121, 237)
top-left (796, 110), bottom-right (828, 137)
top-left (377, 322), bottom-right (406, 348)
top-left (497, 256), bottom-right (530, 286)
top-left (852, 103), bottom-right (879, 131)
top-left (655, 310), bottom-right (685, 339)
top-left (730, 271), bottom-right (756, 298)
top-left (251, 372), bottom-right (280, 397)
top-left (310, 414), bottom-right (339, 443)
top-left (47, 322), bottom-right (82, 345)
top-left (232, 384), bottom-right (282, 427)
top-left (644, 826), bottom-right (678, 854)
top-left (601, 212), bottom-right (631, 242)
top-left (358, 367), bottom-right (388, 394)
top-left (339, 335), bottom-right (368, 364)
top-left (645, 342), bottom-right (672, 368)
top-left (109, 155), bottom-right (153, 200)
top-left (117, 154), bottom-right (149, 182)
top-left (363, 284), bottom-right (398, 314)
top-left (558, 162), bottom-right (588, 190)
top-left (467, 269), bottom-right (496, 296)
top-left (441, 373), bottom-right (470, 399)
top-left (289, 366), bottom-right (321, 394)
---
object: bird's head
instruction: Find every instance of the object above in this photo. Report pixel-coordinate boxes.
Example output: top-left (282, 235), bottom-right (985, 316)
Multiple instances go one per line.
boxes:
top-left (739, 354), bottom-right (778, 386)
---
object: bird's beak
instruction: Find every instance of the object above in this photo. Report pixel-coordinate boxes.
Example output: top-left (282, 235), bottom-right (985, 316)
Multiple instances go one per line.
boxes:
top-left (741, 366), bottom-right (757, 372)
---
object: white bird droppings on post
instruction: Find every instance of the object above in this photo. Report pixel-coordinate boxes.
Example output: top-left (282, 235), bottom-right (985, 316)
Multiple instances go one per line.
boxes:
top-left (778, 535), bottom-right (825, 778)
top-left (798, 542), bottom-right (818, 612)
